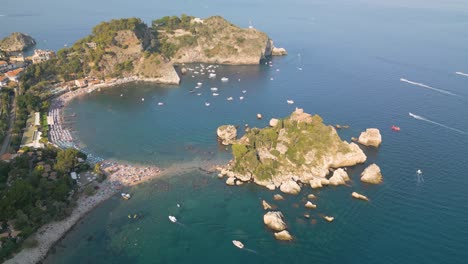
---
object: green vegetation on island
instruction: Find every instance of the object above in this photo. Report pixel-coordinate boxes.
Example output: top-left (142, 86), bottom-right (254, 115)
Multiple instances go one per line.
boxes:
top-left (221, 109), bottom-right (366, 185)
top-left (20, 15), bottom-right (279, 92)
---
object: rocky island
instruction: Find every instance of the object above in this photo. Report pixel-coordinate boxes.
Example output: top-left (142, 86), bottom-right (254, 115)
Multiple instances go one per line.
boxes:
top-left (218, 108), bottom-right (369, 191)
top-left (21, 15), bottom-right (286, 91)
top-left (0, 32), bottom-right (36, 52)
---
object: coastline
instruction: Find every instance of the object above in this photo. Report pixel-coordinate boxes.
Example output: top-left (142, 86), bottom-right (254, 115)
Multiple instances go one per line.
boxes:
top-left (6, 78), bottom-right (226, 264)
top-left (5, 79), bottom-right (172, 264)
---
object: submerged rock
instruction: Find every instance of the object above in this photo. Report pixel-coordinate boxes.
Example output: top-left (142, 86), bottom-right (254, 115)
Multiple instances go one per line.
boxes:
top-left (280, 180), bottom-right (301, 195)
top-left (358, 128), bottom-right (382, 147)
top-left (307, 194), bottom-right (316, 199)
top-left (361, 164), bottom-right (383, 184)
top-left (274, 230), bottom-right (293, 241)
top-left (217, 125), bottom-right (237, 145)
top-left (351, 192), bottom-right (369, 201)
top-left (324, 216), bottom-right (334, 222)
top-left (266, 184), bottom-right (276, 191)
top-left (264, 211), bottom-right (287, 231)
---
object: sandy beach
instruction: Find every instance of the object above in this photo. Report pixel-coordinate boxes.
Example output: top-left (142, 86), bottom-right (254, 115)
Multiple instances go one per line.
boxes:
top-left (5, 80), bottom-right (165, 264)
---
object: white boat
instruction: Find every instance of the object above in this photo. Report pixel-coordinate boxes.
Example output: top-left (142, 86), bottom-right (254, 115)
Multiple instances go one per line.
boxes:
top-left (211, 87), bottom-right (218, 91)
top-left (169, 215), bottom-right (177, 222)
top-left (417, 169), bottom-right (422, 175)
top-left (270, 77), bottom-right (274, 80)
top-left (242, 90), bottom-right (247, 94)
top-left (197, 93), bottom-right (202, 96)
top-left (232, 240), bottom-right (244, 249)
top-left (197, 82), bottom-right (203, 86)
top-left (205, 102), bottom-right (211, 106)
top-left (120, 94), bottom-right (123, 97)
top-left (158, 102), bottom-right (164, 106)
top-left (298, 67), bottom-right (303, 71)
top-left (121, 193), bottom-right (131, 200)
top-left (209, 73), bottom-right (217, 78)
top-left (287, 100), bottom-right (294, 104)
top-left (239, 96), bottom-right (244, 100)
top-left (227, 97), bottom-right (233, 101)
top-left (212, 93), bottom-right (219, 96)
top-left (221, 77), bottom-right (229, 82)
top-left (141, 98), bottom-right (145, 102)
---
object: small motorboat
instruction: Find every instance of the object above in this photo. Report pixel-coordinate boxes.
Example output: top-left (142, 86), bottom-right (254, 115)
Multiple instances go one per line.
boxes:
top-left (221, 77), bottom-right (229, 82)
top-left (212, 93), bottom-right (219, 96)
top-left (239, 96), bottom-right (244, 100)
top-left (197, 93), bottom-right (202, 96)
top-left (417, 169), bottom-right (422, 175)
top-left (210, 87), bottom-right (218, 91)
top-left (242, 90), bottom-right (247, 94)
top-left (205, 102), bottom-right (211, 106)
top-left (324, 216), bottom-right (334, 222)
top-left (158, 102), bottom-right (164, 106)
top-left (209, 73), bottom-right (217, 78)
top-left (197, 82), bottom-right (203, 86)
top-left (141, 98), bottom-right (145, 102)
top-left (177, 204), bottom-right (181, 208)
top-left (232, 240), bottom-right (244, 249)
top-left (270, 77), bottom-right (274, 80)
top-left (169, 215), bottom-right (177, 223)
top-left (227, 97), bottom-right (233, 101)
top-left (121, 193), bottom-right (131, 200)
top-left (287, 100), bottom-right (294, 104)
top-left (120, 94), bottom-right (123, 97)
top-left (391, 125), bottom-right (400, 131)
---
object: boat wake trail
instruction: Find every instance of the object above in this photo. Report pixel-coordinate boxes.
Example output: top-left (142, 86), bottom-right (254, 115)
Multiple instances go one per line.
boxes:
top-left (243, 248), bottom-right (259, 254)
top-left (455, 72), bottom-right (468, 77)
top-left (409, 112), bottom-right (467, 135)
top-left (400, 78), bottom-right (458, 96)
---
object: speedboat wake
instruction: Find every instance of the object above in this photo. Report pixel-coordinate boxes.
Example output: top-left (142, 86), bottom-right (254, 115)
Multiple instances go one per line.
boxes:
top-left (409, 112), bottom-right (467, 135)
top-left (400, 78), bottom-right (458, 96)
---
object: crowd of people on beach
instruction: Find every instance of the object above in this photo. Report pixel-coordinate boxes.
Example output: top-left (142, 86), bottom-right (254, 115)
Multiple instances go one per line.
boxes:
top-left (101, 160), bottom-right (162, 187)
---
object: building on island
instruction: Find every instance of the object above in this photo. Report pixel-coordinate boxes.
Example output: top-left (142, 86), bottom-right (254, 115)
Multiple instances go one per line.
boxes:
top-left (0, 75), bottom-right (7, 87)
top-left (5, 68), bottom-right (24, 82)
top-left (31, 49), bottom-right (56, 64)
top-left (0, 61), bottom-right (7, 72)
top-left (9, 54), bottom-right (25, 62)
top-left (86, 42), bottom-right (97, 49)
top-left (75, 79), bottom-right (88, 88)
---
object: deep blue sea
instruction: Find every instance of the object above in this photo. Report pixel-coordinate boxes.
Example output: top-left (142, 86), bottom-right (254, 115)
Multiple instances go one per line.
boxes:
top-left (2, 0), bottom-right (468, 263)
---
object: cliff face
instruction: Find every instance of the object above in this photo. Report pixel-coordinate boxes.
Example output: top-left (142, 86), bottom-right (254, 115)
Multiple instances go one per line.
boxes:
top-left (166, 16), bottom-right (272, 65)
top-left (222, 108), bottom-right (367, 187)
top-left (0, 32), bottom-right (36, 52)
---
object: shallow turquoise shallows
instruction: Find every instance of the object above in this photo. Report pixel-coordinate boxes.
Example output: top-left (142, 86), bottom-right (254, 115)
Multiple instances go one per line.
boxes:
top-left (2, 0), bottom-right (468, 263)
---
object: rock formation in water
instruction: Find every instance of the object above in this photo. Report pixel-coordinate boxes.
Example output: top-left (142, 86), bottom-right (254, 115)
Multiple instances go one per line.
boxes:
top-left (218, 108), bottom-right (367, 189)
top-left (357, 128), bottom-right (382, 147)
top-left (263, 211), bottom-right (287, 231)
top-left (279, 180), bottom-right (301, 195)
top-left (217, 125), bottom-right (237, 145)
top-left (328, 168), bottom-right (350, 186)
top-left (305, 201), bottom-right (317, 209)
top-left (274, 230), bottom-right (293, 241)
top-left (273, 194), bottom-right (284, 201)
top-left (0, 32), bottom-right (36, 52)
top-left (360, 163), bottom-right (383, 184)
top-left (262, 200), bottom-right (272, 210)
top-left (22, 16), bottom-right (287, 87)
top-left (351, 191), bottom-right (369, 201)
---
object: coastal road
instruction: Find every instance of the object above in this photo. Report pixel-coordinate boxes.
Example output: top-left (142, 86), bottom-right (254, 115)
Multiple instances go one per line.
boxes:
top-left (0, 94), bottom-right (16, 157)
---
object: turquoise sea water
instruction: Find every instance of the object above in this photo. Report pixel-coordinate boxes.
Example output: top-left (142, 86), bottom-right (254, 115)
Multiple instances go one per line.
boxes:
top-left (3, 0), bottom-right (468, 263)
